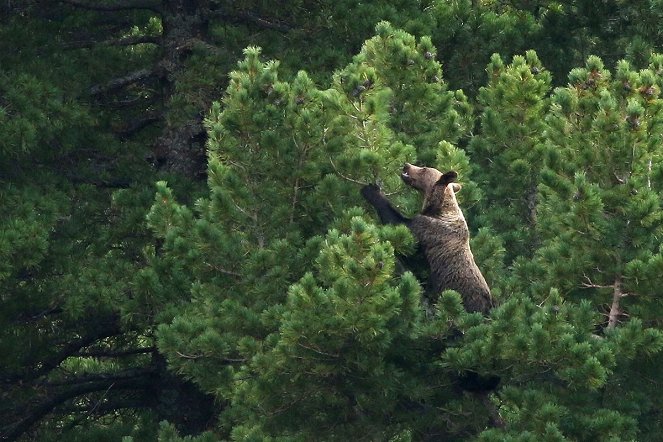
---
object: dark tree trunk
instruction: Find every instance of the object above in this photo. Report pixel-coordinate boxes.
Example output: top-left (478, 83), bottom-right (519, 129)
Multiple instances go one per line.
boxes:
top-left (149, 353), bottom-right (219, 435)
top-left (153, 0), bottom-right (211, 177)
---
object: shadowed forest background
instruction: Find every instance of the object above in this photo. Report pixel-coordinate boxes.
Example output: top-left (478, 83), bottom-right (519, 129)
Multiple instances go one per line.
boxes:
top-left (3, 1), bottom-right (663, 440)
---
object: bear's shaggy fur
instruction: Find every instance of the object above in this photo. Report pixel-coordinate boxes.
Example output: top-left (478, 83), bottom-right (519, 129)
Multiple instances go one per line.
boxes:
top-left (361, 163), bottom-right (493, 314)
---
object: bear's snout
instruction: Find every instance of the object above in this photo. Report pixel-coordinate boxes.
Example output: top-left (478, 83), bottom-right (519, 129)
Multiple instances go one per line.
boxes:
top-left (401, 163), bottom-right (414, 184)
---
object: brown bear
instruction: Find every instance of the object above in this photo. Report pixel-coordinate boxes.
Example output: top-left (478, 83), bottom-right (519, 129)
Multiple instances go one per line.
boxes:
top-left (361, 163), bottom-right (493, 314)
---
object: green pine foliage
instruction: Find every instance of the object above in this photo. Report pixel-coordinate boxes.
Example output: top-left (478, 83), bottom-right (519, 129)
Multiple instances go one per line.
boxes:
top-left (151, 25), bottom-right (490, 439)
top-left (229, 216), bottom-right (423, 440)
top-left (470, 51), bottom-right (552, 260)
top-left (537, 55), bottom-right (663, 309)
top-left (5, 2), bottom-right (663, 440)
top-left (148, 33), bottom-right (663, 441)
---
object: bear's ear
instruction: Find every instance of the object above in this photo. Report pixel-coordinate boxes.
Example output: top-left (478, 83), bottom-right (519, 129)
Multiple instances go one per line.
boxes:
top-left (436, 170), bottom-right (458, 187)
top-left (451, 183), bottom-right (462, 193)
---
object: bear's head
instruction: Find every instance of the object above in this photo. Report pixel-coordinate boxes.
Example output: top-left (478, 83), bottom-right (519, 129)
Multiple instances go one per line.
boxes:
top-left (401, 163), bottom-right (461, 217)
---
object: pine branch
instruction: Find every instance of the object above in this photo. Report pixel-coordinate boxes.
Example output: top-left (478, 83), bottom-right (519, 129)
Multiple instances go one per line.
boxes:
top-left (59, 396), bottom-right (152, 416)
top-left (1, 374), bottom-right (150, 442)
top-left (65, 35), bottom-right (161, 50)
top-left (109, 95), bottom-right (158, 109)
top-left (175, 351), bottom-right (246, 363)
top-left (174, 38), bottom-right (227, 58)
top-left (297, 342), bottom-right (340, 359)
top-left (215, 10), bottom-right (292, 32)
top-left (13, 306), bottom-right (63, 323)
top-left (204, 263), bottom-right (242, 277)
top-left (61, 0), bottom-right (161, 13)
top-left (76, 346), bottom-right (155, 358)
top-left (115, 111), bottom-right (163, 139)
top-left (89, 67), bottom-right (159, 96)
top-left (581, 274), bottom-right (614, 289)
top-left (329, 158), bottom-right (368, 186)
top-left (44, 367), bottom-right (156, 387)
top-left (59, 396), bottom-right (152, 429)
top-left (67, 175), bottom-right (133, 189)
top-left (1, 321), bottom-right (122, 384)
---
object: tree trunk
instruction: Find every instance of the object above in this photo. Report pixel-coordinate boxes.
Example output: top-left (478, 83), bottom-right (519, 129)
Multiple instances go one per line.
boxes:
top-left (154, 0), bottom-right (211, 177)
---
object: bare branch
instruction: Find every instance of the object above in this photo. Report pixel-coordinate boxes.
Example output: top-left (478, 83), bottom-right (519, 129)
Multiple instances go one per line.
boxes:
top-left (65, 35), bottom-right (160, 50)
top-left (44, 367), bottom-right (156, 387)
top-left (176, 351), bottom-right (202, 360)
top-left (115, 111), bottom-right (163, 139)
top-left (581, 274), bottom-right (614, 289)
top-left (2, 321), bottom-right (122, 384)
top-left (175, 38), bottom-right (227, 58)
top-left (13, 306), bottom-right (62, 324)
top-left (297, 342), bottom-right (339, 359)
top-left (109, 95), bottom-right (158, 109)
top-left (89, 67), bottom-right (158, 96)
top-left (175, 351), bottom-right (246, 363)
top-left (215, 10), bottom-right (292, 33)
top-left (58, 396), bottom-right (151, 416)
top-left (204, 263), bottom-right (242, 277)
top-left (1, 375), bottom-right (149, 442)
top-left (77, 346), bottom-right (155, 358)
top-left (61, 0), bottom-right (161, 13)
top-left (329, 158), bottom-right (368, 186)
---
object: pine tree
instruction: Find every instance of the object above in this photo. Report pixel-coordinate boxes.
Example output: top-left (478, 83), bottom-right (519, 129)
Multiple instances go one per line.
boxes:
top-left (151, 24), bottom-right (498, 439)
top-left (5, 1), bottom-right (663, 440)
top-left (1, 4), bottom-right (442, 441)
top-left (531, 54), bottom-right (663, 438)
top-left (469, 51), bottom-right (551, 261)
top-left (143, 31), bottom-right (663, 442)
top-left (229, 215), bottom-right (422, 440)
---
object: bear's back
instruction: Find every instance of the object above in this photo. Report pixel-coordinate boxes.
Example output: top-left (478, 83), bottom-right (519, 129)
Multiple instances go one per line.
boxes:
top-left (409, 214), bottom-right (492, 314)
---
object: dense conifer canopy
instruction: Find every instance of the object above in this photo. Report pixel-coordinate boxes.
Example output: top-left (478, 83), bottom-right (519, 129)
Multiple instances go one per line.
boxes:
top-left (2, 1), bottom-right (663, 440)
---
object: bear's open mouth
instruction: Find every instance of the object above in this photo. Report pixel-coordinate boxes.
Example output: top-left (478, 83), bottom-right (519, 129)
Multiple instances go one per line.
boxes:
top-left (401, 163), bottom-right (413, 184)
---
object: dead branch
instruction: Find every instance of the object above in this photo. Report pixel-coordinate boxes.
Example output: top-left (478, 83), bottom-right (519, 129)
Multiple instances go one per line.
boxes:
top-left (329, 158), bottom-right (368, 186)
top-left (215, 10), bottom-right (292, 33)
top-left (65, 35), bottom-right (160, 50)
top-left (1, 375), bottom-right (149, 442)
top-left (89, 67), bottom-right (158, 96)
top-left (61, 0), bottom-right (161, 13)
top-left (297, 342), bottom-right (340, 359)
top-left (2, 321), bottom-right (122, 384)
top-left (176, 351), bottom-right (203, 360)
top-left (115, 111), bottom-right (163, 139)
top-left (581, 274), bottom-right (614, 289)
top-left (44, 367), bottom-right (156, 387)
top-left (204, 263), bottom-right (242, 277)
top-left (77, 346), bottom-right (155, 358)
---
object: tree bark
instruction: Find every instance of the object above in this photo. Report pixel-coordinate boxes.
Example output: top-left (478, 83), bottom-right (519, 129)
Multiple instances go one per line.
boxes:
top-left (607, 276), bottom-right (625, 329)
top-left (152, 0), bottom-right (212, 177)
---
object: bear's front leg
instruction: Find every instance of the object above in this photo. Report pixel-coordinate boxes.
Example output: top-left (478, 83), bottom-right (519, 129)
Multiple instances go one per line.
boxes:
top-left (361, 184), bottom-right (408, 225)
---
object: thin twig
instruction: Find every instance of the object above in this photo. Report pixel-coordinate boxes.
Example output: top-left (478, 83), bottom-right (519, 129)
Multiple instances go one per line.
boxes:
top-left (297, 342), bottom-right (339, 359)
top-left (329, 158), bottom-right (368, 186)
top-left (205, 263), bottom-right (242, 277)
top-left (176, 351), bottom-right (202, 359)
top-left (580, 274), bottom-right (614, 289)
